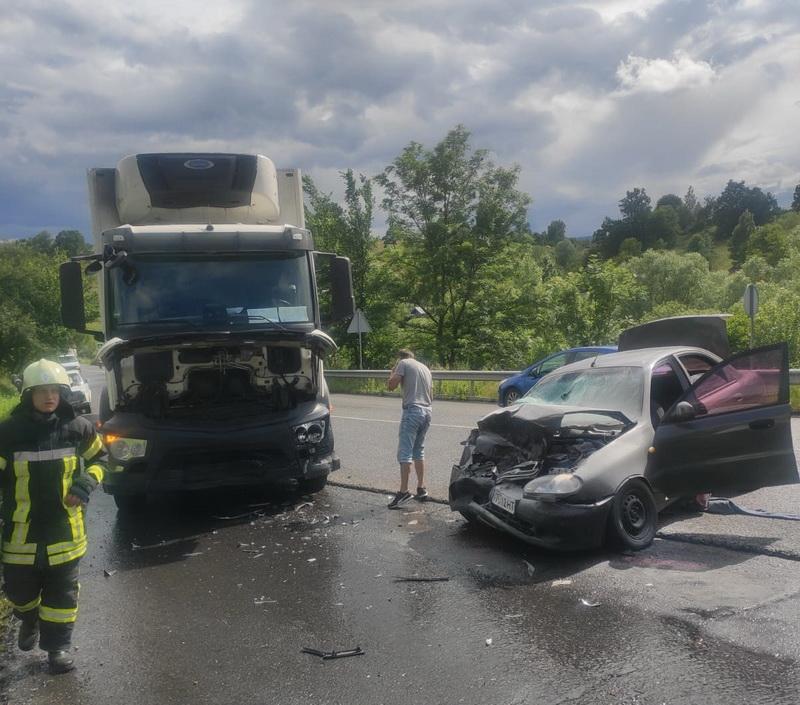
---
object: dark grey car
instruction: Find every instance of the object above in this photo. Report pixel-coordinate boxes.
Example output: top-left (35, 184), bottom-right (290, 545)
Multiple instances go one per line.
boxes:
top-left (449, 316), bottom-right (799, 551)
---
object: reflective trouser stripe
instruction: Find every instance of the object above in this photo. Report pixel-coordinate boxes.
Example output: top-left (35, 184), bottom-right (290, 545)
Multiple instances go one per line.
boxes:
top-left (81, 436), bottom-right (103, 460)
top-left (48, 542), bottom-right (87, 566)
top-left (13, 449), bottom-right (75, 462)
top-left (2, 552), bottom-right (36, 565)
top-left (39, 605), bottom-right (78, 624)
top-left (86, 464), bottom-right (104, 483)
top-left (10, 596), bottom-right (41, 613)
top-left (0, 455), bottom-right (7, 471)
top-left (11, 460), bottom-right (30, 525)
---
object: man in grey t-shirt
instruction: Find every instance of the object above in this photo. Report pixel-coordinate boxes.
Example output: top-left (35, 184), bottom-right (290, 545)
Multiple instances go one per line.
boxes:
top-left (386, 349), bottom-right (433, 509)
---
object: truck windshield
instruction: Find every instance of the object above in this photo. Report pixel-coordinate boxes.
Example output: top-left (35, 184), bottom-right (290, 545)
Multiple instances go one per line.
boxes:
top-left (109, 253), bottom-right (314, 331)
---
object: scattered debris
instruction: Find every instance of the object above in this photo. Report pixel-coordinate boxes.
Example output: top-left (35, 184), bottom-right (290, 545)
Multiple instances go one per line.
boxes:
top-left (580, 599), bottom-right (601, 607)
top-left (407, 520), bottom-right (419, 526)
top-left (301, 646), bottom-right (365, 660)
top-left (551, 579), bottom-right (573, 587)
top-left (523, 560), bottom-right (536, 576)
top-left (183, 552), bottom-right (203, 557)
top-left (294, 502), bottom-right (314, 512)
top-left (103, 569), bottom-right (116, 578)
top-left (254, 597), bottom-right (277, 605)
top-left (485, 638), bottom-right (493, 646)
top-left (212, 511), bottom-right (263, 521)
top-left (393, 576), bottom-right (449, 583)
top-left (307, 558), bottom-right (317, 562)
top-left (503, 614), bottom-right (523, 619)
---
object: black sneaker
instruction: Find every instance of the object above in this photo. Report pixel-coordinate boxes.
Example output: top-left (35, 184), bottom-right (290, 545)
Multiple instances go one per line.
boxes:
top-left (388, 491), bottom-right (412, 509)
top-left (414, 487), bottom-right (429, 502)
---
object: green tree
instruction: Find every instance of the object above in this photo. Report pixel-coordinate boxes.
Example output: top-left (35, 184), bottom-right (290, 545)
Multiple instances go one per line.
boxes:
top-left (27, 230), bottom-right (54, 254)
top-left (617, 237), bottom-right (642, 260)
top-left (713, 180), bottom-right (779, 240)
top-left (792, 184), bottom-right (800, 212)
top-left (646, 206), bottom-right (680, 249)
top-left (729, 210), bottom-right (756, 267)
top-left (545, 219), bottom-right (566, 245)
top-left (377, 125), bottom-right (531, 366)
top-left (686, 232), bottom-right (713, 262)
top-left (54, 230), bottom-right (89, 258)
top-left (747, 222), bottom-right (790, 266)
top-left (554, 238), bottom-right (580, 270)
top-left (619, 188), bottom-right (652, 220)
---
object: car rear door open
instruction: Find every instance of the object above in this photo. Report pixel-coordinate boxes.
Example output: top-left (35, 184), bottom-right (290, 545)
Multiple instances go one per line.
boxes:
top-left (648, 343), bottom-right (798, 495)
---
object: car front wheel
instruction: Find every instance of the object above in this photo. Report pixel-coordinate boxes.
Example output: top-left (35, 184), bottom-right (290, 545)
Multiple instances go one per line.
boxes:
top-left (503, 388), bottom-right (521, 406)
top-left (606, 479), bottom-right (657, 550)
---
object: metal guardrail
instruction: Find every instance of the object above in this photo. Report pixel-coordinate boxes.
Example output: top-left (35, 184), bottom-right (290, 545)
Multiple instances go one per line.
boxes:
top-left (324, 369), bottom-right (517, 382)
top-left (327, 369), bottom-right (800, 384)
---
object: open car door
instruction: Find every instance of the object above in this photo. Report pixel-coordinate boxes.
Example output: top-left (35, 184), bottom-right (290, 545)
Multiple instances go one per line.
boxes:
top-left (648, 343), bottom-right (798, 495)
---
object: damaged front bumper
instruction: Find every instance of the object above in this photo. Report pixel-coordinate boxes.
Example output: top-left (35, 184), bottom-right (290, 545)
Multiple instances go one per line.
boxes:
top-left (450, 470), bottom-right (613, 551)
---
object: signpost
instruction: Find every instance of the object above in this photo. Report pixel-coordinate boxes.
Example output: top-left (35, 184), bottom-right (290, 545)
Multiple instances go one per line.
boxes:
top-left (347, 309), bottom-right (371, 369)
top-left (743, 283), bottom-right (758, 348)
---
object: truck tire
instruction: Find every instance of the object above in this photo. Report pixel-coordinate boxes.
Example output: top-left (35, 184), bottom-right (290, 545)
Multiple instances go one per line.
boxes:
top-left (99, 387), bottom-right (112, 424)
top-left (113, 493), bottom-right (147, 514)
top-left (299, 476), bottom-right (328, 494)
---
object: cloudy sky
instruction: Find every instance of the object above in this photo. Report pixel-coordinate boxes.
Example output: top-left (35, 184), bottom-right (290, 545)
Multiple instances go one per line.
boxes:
top-left (1, 0), bottom-right (798, 238)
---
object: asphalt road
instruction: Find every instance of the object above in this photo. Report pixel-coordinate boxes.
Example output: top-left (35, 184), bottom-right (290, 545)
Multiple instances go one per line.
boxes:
top-left (2, 370), bottom-right (800, 704)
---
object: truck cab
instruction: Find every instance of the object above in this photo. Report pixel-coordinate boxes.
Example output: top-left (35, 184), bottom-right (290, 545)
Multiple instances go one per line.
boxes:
top-left (59, 153), bottom-right (354, 510)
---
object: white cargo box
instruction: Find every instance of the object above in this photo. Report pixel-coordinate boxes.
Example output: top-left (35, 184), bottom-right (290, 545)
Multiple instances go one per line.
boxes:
top-left (113, 153), bottom-right (289, 226)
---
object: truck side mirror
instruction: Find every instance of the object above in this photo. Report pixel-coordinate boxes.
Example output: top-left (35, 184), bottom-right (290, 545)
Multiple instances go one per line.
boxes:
top-left (330, 256), bottom-right (355, 322)
top-left (60, 261), bottom-right (87, 331)
top-left (59, 262), bottom-right (104, 341)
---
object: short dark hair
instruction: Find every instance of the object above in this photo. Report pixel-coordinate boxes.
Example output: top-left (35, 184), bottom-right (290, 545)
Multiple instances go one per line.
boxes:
top-left (397, 349), bottom-right (415, 359)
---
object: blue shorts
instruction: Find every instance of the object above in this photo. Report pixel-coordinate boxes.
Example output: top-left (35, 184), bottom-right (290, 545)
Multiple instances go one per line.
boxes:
top-left (397, 405), bottom-right (432, 464)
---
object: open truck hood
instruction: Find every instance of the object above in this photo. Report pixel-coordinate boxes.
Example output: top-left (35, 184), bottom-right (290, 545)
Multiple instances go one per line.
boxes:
top-left (617, 314), bottom-right (731, 358)
top-left (95, 328), bottom-right (337, 368)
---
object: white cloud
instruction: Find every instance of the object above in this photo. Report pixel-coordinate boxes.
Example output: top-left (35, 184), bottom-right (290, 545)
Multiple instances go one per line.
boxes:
top-left (616, 53), bottom-right (716, 93)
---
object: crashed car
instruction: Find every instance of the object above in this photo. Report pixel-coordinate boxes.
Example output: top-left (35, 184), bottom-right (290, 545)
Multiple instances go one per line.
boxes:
top-left (67, 370), bottom-right (92, 415)
top-left (449, 315), bottom-right (799, 551)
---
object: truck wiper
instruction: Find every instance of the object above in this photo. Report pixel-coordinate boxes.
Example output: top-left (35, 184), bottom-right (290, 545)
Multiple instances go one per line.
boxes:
top-left (231, 313), bottom-right (292, 333)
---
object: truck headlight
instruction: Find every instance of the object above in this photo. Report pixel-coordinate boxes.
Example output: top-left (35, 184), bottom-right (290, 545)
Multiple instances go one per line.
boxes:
top-left (105, 435), bottom-right (148, 461)
top-left (294, 419), bottom-right (327, 445)
top-left (523, 473), bottom-right (582, 499)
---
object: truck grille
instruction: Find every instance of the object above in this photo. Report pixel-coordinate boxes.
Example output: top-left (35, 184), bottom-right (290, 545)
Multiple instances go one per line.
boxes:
top-left (160, 447), bottom-right (292, 486)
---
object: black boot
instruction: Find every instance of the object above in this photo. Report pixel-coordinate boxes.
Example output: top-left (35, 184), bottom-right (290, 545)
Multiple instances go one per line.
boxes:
top-left (48, 651), bottom-right (75, 674)
top-left (18, 618), bottom-right (39, 651)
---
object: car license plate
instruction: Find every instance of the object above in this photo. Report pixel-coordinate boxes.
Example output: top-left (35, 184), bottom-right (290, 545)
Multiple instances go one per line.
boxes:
top-left (491, 488), bottom-right (516, 514)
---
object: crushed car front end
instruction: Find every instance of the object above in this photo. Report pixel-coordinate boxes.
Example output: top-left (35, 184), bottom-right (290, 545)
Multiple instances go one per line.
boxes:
top-left (449, 401), bottom-right (639, 550)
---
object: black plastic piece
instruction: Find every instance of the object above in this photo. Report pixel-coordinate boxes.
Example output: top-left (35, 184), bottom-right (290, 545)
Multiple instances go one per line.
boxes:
top-left (133, 351), bottom-right (174, 383)
top-left (268, 347), bottom-right (301, 375)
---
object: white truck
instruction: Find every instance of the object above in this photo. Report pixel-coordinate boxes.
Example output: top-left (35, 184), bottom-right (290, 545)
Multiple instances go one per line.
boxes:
top-left (59, 153), bottom-right (354, 511)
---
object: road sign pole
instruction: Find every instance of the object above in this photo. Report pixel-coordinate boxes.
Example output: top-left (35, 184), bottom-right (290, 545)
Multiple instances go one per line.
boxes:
top-left (358, 327), bottom-right (363, 370)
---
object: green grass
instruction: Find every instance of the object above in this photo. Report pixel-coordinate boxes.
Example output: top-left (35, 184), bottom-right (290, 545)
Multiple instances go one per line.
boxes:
top-left (792, 386), bottom-right (800, 413)
top-left (327, 377), bottom-right (499, 402)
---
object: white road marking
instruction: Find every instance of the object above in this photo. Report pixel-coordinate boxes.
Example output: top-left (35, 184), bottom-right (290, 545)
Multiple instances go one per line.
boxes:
top-left (332, 415), bottom-right (473, 430)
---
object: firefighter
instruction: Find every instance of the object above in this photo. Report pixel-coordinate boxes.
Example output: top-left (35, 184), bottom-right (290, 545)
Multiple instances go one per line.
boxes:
top-left (0, 359), bottom-right (107, 674)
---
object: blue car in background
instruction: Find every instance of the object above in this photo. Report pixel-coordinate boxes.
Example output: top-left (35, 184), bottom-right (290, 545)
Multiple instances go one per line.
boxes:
top-left (497, 346), bottom-right (617, 406)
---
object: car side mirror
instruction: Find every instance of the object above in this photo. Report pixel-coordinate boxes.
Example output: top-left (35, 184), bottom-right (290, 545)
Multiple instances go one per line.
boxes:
top-left (11, 375), bottom-right (22, 392)
top-left (669, 401), bottom-right (696, 422)
top-left (529, 366), bottom-right (541, 377)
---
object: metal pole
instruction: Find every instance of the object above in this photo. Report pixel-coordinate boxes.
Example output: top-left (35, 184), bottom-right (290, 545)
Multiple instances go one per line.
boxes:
top-left (750, 314), bottom-right (755, 349)
top-left (358, 325), bottom-right (363, 370)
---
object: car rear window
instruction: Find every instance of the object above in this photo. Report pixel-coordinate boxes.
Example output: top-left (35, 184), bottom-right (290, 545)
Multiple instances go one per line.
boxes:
top-left (520, 366), bottom-right (643, 420)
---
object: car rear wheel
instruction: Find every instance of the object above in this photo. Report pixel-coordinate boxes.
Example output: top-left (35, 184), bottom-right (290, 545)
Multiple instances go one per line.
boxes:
top-left (503, 388), bottom-right (521, 406)
top-left (607, 479), bottom-right (657, 550)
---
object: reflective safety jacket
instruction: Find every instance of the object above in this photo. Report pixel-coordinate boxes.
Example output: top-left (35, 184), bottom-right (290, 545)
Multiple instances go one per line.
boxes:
top-left (0, 398), bottom-right (107, 567)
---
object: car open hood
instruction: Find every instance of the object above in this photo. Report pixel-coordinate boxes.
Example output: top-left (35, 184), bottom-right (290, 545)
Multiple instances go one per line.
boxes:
top-left (617, 314), bottom-right (730, 358)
